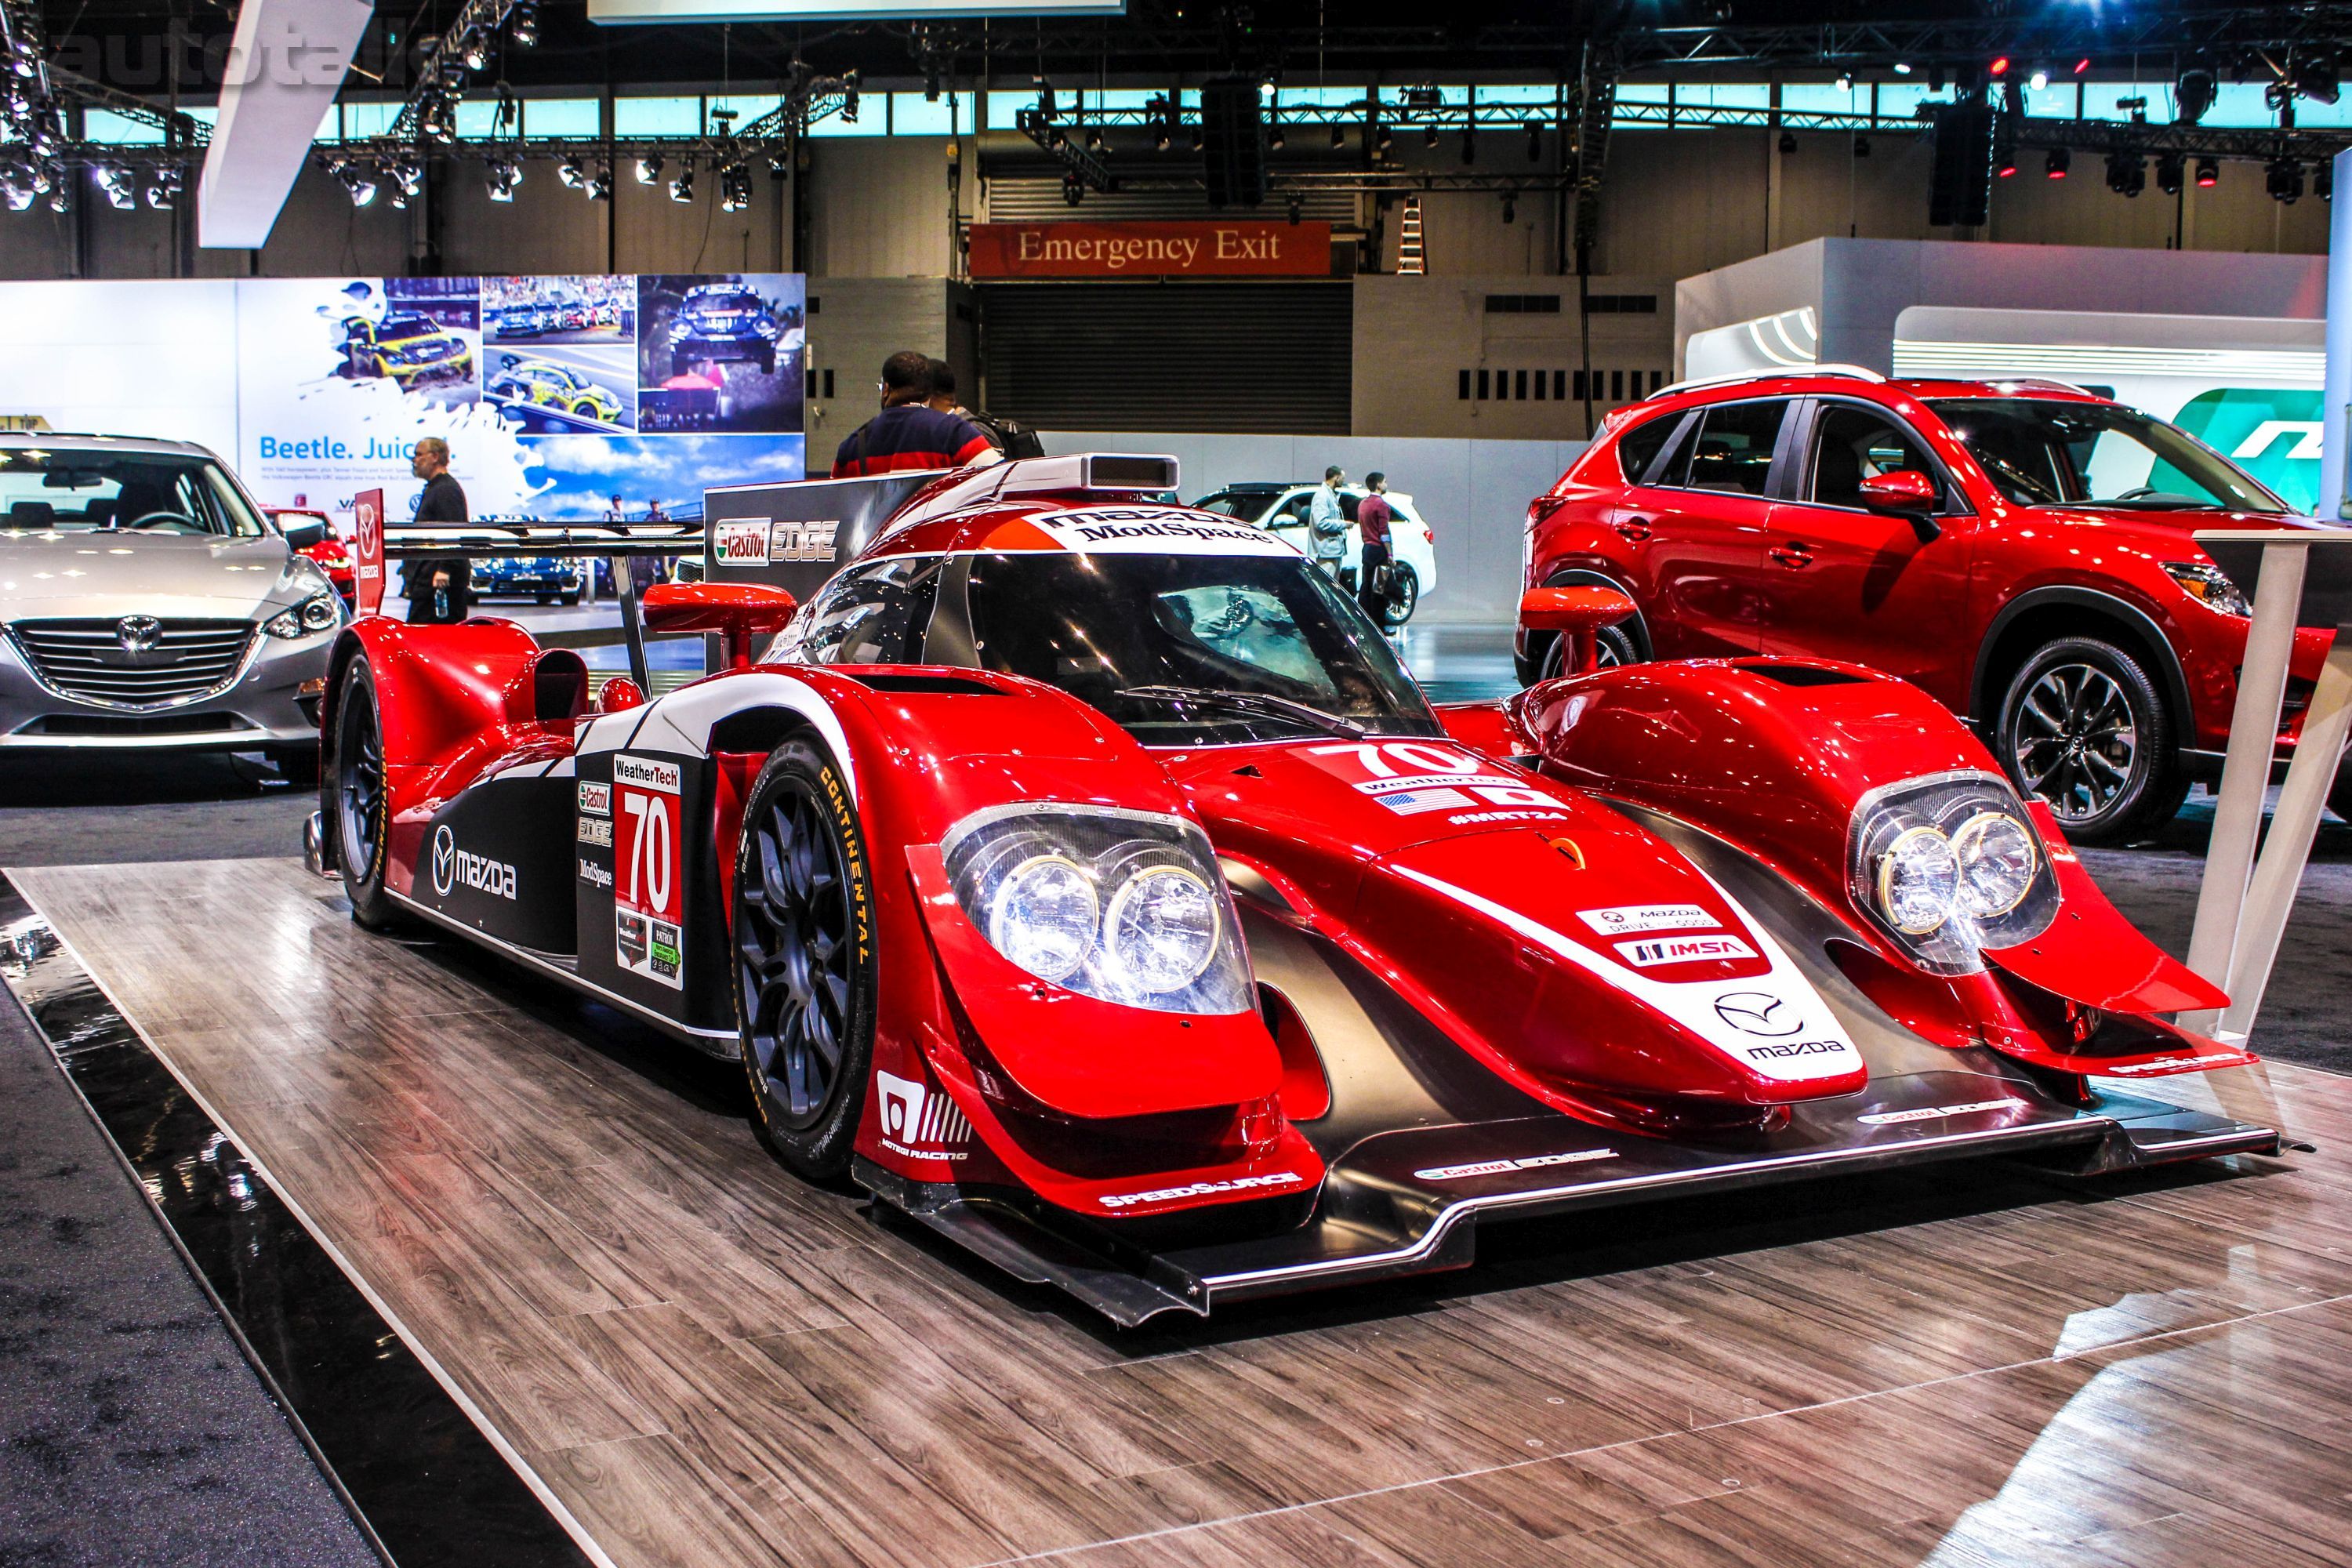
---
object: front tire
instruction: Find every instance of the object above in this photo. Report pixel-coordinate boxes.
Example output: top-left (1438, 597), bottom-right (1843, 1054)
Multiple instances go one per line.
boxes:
top-left (1996, 637), bottom-right (2185, 844)
top-left (732, 737), bottom-right (877, 1178)
top-left (325, 658), bottom-right (408, 931)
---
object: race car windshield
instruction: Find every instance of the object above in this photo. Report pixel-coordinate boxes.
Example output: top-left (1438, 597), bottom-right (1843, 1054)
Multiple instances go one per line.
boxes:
top-left (695, 292), bottom-right (761, 314)
top-left (0, 451), bottom-right (268, 537)
top-left (378, 316), bottom-right (436, 337)
top-left (1925, 397), bottom-right (2288, 513)
top-left (964, 551), bottom-right (1442, 744)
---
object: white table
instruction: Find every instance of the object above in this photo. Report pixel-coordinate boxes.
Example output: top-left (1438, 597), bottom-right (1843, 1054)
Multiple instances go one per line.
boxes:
top-left (2183, 531), bottom-right (2352, 1041)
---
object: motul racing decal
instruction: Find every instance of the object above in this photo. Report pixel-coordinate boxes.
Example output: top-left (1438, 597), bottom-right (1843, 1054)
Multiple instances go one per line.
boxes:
top-left (612, 753), bottom-right (684, 989)
top-left (1578, 903), bottom-right (1718, 937)
top-left (1615, 934), bottom-right (1758, 968)
top-left (1414, 1149), bottom-right (1618, 1181)
top-left (1033, 506), bottom-right (1294, 555)
top-left (874, 1070), bottom-right (970, 1160)
top-left (1302, 740), bottom-right (1569, 818)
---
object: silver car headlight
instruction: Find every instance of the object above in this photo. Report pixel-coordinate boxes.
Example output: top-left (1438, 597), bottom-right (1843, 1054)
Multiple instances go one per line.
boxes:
top-left (1848, 771), bottom-right (2059, 974)
top-left (263, 590), bottom-right (343, 640)
top-left (945, 804), bottom-right (1254, 1015)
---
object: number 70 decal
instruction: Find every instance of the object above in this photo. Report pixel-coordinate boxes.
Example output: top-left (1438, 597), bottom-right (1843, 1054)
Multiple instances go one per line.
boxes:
top-left (1305, 740), bottom-right (1561, 814)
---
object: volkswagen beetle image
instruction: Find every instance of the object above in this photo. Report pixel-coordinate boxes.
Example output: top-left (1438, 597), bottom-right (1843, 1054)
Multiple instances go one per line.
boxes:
top-left (663, 283), bottom-right (782, 377)
top-left (339, 312), bottom-right (475, 385)
top-left (485, 357), bottom-right (624, 425)
top-left (308, 454), bottom-right (2276, 1323)
top-left (2, 434), bottom-right (342, 775)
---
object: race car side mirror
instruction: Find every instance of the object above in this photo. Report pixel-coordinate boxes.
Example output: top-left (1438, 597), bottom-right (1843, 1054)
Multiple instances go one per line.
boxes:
top-left (1520, 584), bottom-right (1637, 677)
top-left (641, 582), bottom-right (799, 669)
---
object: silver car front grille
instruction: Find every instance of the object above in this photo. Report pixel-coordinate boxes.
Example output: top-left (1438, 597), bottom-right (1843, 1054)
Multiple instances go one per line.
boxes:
top-left (9, 618), bottom-right (257, 709)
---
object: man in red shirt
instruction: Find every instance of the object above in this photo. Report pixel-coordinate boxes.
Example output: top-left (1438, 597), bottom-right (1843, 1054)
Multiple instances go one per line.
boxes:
top-left (833, 351), bottom-right (1001, 477)
top-left (1354, 470), bottom-right (1396, 625)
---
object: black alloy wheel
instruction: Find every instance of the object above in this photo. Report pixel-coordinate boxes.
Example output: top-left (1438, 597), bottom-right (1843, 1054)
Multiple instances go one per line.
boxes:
top-left (1996, 637), bottom-right (2187, 844)
top-left (328, 658), bottom-right (406, 929)
top-left (1537, 622), bottom-right (1639, 682)
top-left (733, 737), bottom-right (877, 1178)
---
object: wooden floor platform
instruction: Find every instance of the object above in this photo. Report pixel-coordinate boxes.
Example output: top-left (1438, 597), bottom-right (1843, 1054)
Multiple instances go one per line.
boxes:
top-left (16, 857), bottom-right (2352, 1568)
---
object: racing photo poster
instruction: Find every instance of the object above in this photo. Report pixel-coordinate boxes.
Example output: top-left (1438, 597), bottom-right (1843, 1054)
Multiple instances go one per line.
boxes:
top-left (0, 272), bottom-right (807, 529)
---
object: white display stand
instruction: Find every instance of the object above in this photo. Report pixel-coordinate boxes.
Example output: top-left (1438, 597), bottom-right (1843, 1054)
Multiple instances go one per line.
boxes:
top-left (2183, 531), bottom-right (2352, 1041)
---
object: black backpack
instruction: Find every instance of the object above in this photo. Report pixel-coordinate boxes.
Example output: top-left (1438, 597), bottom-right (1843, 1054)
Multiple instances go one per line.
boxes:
top-left (967, 409), bottom-right (1045, 460)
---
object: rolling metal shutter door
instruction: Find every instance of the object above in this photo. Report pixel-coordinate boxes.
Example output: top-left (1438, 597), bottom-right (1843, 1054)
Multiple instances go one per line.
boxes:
top-left (978, 281), bottom-right (1352, 434)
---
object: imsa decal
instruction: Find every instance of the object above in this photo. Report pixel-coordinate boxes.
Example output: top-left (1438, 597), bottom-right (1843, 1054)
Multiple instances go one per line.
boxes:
top-left (1615, 934), bottom-right (1757, 969)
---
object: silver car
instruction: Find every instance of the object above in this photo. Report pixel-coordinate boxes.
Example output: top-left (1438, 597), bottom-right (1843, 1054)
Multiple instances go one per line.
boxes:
top-left (0, 434), bottom-right (342, 770)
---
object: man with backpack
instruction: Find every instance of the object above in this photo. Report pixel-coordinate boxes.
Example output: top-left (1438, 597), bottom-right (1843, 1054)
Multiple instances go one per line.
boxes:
top-left (924, 358), bottom-right (1044, 459)
top-left (832, 351), bottom-right (1001, 477)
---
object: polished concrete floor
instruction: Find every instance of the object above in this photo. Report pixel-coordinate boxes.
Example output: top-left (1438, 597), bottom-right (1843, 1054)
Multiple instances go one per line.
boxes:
top-left (9, 857), bottom-right (2349, 1568)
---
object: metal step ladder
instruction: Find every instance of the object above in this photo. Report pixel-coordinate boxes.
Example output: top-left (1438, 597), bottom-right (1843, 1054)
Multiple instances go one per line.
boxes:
top-left (1396, 194), bottom-right (1425, 274)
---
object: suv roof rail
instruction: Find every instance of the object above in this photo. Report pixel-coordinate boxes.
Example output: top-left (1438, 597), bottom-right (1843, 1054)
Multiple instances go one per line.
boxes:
top-left (1970, 376), bottom-right (2100, 397)
top-left (1652, 362), bottom-right (1887, 398)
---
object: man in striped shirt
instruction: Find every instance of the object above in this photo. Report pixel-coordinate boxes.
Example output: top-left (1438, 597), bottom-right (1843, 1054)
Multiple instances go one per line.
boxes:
top-left (832, 350), bottom-right (1002, 477)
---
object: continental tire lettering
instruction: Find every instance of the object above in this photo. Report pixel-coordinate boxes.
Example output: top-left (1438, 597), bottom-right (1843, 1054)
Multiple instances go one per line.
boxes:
top-left (821, 764), bottom-right (871, 962)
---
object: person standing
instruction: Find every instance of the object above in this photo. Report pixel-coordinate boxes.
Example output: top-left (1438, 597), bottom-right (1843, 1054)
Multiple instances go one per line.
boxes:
top-left (1308, 465), bottom-right (1348, 578)
top-left (1356, 471), bottom-right (1396, 626)
top-left (401, 437), bottom-right (472, 625)
top-left (833, 350), bottom-right (1000, 477)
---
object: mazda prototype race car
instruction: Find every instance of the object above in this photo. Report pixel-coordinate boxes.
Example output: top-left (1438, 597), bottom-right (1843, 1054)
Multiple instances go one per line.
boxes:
top-left (310, 455), bottom-right (2278, 1323)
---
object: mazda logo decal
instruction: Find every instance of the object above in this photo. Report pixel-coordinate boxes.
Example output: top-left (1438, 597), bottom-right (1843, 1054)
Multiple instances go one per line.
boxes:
top-left (1713, 991), bottom-right (1802, 1036)
top-left (114, 615), bottom-right (161, 654)
top-left (431, 823), bottom-right (456, 898)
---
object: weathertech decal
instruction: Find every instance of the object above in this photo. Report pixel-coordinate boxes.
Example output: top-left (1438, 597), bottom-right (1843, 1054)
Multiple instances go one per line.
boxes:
top-left (1857, 1099), bottom-right (2018, 1126)
top-left (613, 754), bottom-right (681, 793)
top-left (1616, 935), bottom-right (1757, 969)
top-left (1302, 741), bottom-right (1566, 816)
top-left (1414, 1149), bottom-right (1619, 1181)
top-left (1036, 506), bottom-right (1294, 555)
top-left (1098, 1171), bottom-right (1305, 1210)
top-left (1578, 903), bottom-right (1717, 937)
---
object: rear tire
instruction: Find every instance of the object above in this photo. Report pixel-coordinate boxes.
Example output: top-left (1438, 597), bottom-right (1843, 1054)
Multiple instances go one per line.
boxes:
top-left (1381, 564), bottom-right (1421, 629)
top-left (1996, 637), bottom-right (2184, 844)
top-left (325, 657), bottom-right (409, 931)
top-left (732, 737), bottom-right (877, 1179)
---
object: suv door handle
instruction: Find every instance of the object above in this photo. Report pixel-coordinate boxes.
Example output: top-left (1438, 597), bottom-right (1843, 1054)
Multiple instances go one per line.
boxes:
top-left (1613, 517), bottom-right (1653, 543)
top-left (1768, 543), bottom-right (1814, 568)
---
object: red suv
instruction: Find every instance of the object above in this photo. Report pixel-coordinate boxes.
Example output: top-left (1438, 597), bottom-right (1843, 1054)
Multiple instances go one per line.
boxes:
top-left (1519, 368), bottom-right (2334, 842)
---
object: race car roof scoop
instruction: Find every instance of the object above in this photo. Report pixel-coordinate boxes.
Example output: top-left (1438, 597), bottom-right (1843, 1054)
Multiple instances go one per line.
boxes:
top-left (641, 582), bottom-right (799, 669)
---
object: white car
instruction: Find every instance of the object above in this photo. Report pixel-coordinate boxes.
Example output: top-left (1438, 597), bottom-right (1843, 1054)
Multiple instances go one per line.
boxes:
top-left (1191, 482), bottom-right (1437, 626)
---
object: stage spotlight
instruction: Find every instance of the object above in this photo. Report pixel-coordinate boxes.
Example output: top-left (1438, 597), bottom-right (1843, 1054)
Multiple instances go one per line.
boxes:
top-left (1526, 121), bottom-right (1542, 160)
top-left (2045, 146), bottom-right (2070, 179)
top-left (2292, 54), bottom-right (2341, 105)
top-left (485, 157), bottom-right (521, 202)
top-left (1084, 126), bottom-right (1102, 152)
top-left (1374, 121), bottom-right (1392, 152)
top-left (1423, 123), bottom-right (1439, 149)
top-left (636, 154), bottom-right (663, 183)
top-left (94, 165), bottom-right (134, 209)
top-left (557, 159), bottom-right (584, 189)
top-left (2103, 150), bottom-right (2144, 196)
top-left (2196, 157), bottom-right (2220, 187)
top-left (1836, 71), bottom-right (1852, 93)
top-left (144, 168), bottom-right (182, 210)
top-left (586, 165), bottom-right (612, 201)
top-left (1990, 56), bottom-right (2010, 77)
top-left (459, 28), bottom-right (490, 71)
top-left (1994, 137), bottom-right (2017, 178)
top-left (2, 180), bottom-right (33, 212)
top-left (1062, 172), bottom-right (1084, 206)
top-left (2029, 65), bottom-right (2049, 92)
top-left (2267, 157), bottom-right (2303, 202)
top-left (336, 161), bottom-right (377, 207)
top-left (670, 164), bottom-right (695, 203)
top-left (1779, 129), bottom-right (1797, 154)
top-left (2176, 67), bottom-right (2216, 125)
top-left (2156, 151), bottom-right (2184, 194)
top-left (1894, 61), bottom-right (1912, 75)
top-left (720, 162), bottom-right (751, 211)
top-left (508, 1), bottom-right (537, 46)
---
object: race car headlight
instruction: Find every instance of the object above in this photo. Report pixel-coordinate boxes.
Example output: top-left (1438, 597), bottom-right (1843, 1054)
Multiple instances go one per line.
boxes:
top-left (1848, 771), bottom-right (2059, 974)
top-left (2161, 560), bottom-right (2252, 618)
top-left (264, 590), bottom-right (343, 639)
top-left (945, 804), bottom-right (1253, 1014)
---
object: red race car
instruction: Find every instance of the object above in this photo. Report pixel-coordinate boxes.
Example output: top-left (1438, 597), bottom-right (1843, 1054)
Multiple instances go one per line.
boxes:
top-left (1518, 368), bottom-right (2336, 842)
top-left (307, 454), bottom-right (2277, 1323)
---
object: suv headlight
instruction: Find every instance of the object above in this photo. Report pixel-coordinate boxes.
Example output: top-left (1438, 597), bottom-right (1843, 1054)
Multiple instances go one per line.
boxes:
top-left (1848, 771), bottom-right (2059, 974)
top-left (264, 590), bottom-right (343, 639)
top-left (2161, 560), bottom-right (2252, 617)
top-left (944, 804), bottom-right (1254, 1015)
